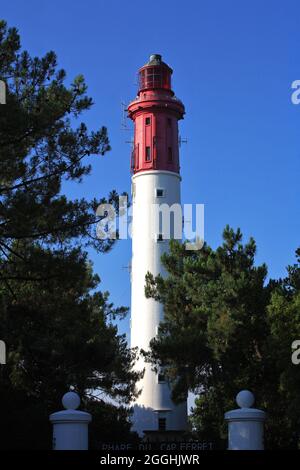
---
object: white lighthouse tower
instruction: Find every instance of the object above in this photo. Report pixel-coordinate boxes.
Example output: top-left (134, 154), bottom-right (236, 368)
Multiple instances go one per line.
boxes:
top-left (128, 54), bottom-right (187, 438)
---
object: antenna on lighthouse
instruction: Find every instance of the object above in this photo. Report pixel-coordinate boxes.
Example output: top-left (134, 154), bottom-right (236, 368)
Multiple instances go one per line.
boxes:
top-left (122, 262), bottom-right (132, 274)
top-left (178, 135), bottom-right (188, 147)
top-left (121, 101), bottom-right (130, 131)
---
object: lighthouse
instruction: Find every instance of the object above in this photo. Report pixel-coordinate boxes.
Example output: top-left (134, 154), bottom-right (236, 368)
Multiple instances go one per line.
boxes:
top-left (128, 54), bottom-right (187, 437)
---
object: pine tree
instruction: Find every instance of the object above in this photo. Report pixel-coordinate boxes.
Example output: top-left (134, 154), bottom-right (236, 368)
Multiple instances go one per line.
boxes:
top-left (0, 21), bottom-right (140, 449)
top-left (145, 226), bottom-right (300, 448)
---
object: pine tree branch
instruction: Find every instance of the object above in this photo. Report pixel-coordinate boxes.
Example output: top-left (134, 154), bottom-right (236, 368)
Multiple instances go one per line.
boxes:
top-left (0, 240), bottom-right (26, 261)
top-left (0, 151), bottom-right (88, 194)
top-left (0, 274), bottom-right (60, 282)
top-left (1, 216), bottom-right (98, 240)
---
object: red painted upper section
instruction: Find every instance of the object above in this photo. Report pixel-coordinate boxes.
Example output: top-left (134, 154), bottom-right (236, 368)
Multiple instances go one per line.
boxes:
top-left (127, 54), bottom-right (185, 175)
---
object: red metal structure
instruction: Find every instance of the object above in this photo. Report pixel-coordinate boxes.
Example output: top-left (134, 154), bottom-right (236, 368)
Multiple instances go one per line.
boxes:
top-left (127, 54), bottom-right (185, 174)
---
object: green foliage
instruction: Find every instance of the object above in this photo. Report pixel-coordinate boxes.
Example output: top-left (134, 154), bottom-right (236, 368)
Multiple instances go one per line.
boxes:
top-left (87, 401), bottom-right (140, 450)
top-left (0, 19), bottom-right (120, 260)
top-left (0, 21), bottom-right (139, 449)
top-left (145, 226), bottom-right (300, 448)
top-left (0, 249), bottom-right (140, 448)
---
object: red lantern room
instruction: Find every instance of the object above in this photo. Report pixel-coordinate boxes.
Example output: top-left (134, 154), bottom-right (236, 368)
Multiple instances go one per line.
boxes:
top-left (138, 54), bottom-right (172, 92)
top-left (127, 54), bottom-right (185, 175)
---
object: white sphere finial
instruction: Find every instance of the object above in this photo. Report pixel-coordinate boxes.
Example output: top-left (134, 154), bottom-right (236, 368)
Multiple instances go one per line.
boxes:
top-left (62, 391), bottom-right (80, 410)
top-left (236, 390), bottom-right (255, 408)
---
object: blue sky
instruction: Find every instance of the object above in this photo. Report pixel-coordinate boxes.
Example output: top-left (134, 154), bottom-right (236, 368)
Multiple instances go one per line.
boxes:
top-left (2, 1), bottom-right (300, 347)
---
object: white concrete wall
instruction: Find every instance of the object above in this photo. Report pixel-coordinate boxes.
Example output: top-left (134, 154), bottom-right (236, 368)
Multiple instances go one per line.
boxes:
top-left (130, 170), bottom-right (187, 436)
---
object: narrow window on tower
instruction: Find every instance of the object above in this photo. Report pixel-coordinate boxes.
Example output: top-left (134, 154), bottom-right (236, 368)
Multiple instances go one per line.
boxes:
top-left (145, 146), bottom-right (151, 162)
top-left (145, 117), bottom-right (151, 125)
top-left (156, 188), bottom-right (165, 198)
top-left (158, 418), bottom-right (166, 432)
top-left (158, 371), bottom-right (166, 383)
top-left (135, 143), bottom-right (139, 170)
top-left (168, 146), bottom-right (173, 162)
top-left (131, 147), bottom-right (135, 172)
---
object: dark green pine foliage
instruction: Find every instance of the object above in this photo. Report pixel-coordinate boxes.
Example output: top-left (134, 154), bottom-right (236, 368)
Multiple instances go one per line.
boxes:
top-left (0, 21), bottom-right (140, 449)
top-left (145, 226), bottom-right (300, 448)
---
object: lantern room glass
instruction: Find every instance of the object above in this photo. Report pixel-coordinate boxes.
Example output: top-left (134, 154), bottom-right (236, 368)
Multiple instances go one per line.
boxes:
top-left (139, 66), bottom-right (171, 91)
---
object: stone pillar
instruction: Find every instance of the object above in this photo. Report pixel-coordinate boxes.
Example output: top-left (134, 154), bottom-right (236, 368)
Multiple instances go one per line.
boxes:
top-left (224, 390), bottom-right (266, 450)
top-left (49, 391), bottom-right (92, 450)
